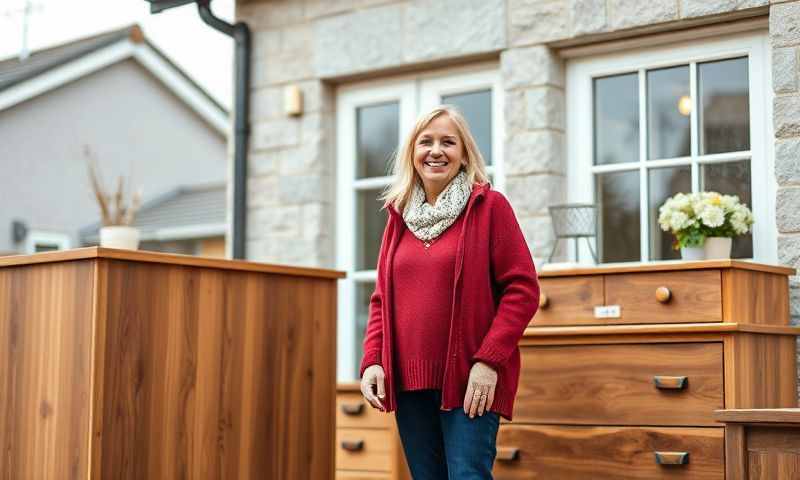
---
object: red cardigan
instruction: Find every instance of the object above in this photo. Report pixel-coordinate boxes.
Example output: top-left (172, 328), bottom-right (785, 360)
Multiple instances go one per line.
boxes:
top-left (359, 182), bottom-right (540, 421)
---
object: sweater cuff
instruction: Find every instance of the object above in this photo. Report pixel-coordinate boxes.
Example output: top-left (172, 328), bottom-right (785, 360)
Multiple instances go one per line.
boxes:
top-left (471, 343), bottom-right (507, 371)
top-left (359, 349), bottom-right (382, 378)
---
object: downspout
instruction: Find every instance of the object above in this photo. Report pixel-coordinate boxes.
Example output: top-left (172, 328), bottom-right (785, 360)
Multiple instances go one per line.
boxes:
top-left (197, 0), bottom-right (250, 259)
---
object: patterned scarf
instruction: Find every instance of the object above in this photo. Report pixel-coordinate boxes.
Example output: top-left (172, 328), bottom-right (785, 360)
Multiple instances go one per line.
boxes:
top-left (402, 170), bottom-right (472, 242)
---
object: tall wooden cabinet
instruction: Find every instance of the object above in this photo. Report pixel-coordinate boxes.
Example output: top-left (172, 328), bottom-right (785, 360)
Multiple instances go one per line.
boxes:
top-left (494, 260), bottom-right (799, 479)
top-left (0, 247), bottom-right (344, 479)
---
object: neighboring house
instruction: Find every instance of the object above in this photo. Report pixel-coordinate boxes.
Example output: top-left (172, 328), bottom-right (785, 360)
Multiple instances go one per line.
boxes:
top-left (79, 182), bottom-right (227, 257)
top-left (0, 24), bottom-right (230, 257)
top-left (235, 1), bottom-right (800, 384)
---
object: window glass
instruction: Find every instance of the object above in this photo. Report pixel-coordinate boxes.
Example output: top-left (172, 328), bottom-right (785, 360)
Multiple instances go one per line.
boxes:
top-left (596, 170), bottom-right (640, 262)
top-left (357, 102), bottom-right (399, 178)
top-left (593, 73), bottom-right (639, 165)
top-left (701, 160), bottom-right (753, 258)
top-left (647, 65), bottom-right (691, 160)
top-left (356, 189), bottom-right (388, 271)
top-left (699, 57), bottom-right (750, 154)
top-left (648, 166), bottom-right (692, 260)
top-left (442, 89), bottom-right (493, 165)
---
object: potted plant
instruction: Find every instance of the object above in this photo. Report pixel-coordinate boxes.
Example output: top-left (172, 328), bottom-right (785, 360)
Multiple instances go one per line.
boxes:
top-left (86, 147), bottom-right (143, 250)
top-left (658, 191), bottom-right (754, 260)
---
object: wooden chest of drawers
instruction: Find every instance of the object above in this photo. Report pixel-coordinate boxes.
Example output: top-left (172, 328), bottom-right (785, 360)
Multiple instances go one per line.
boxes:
top-left (494, 260), bottom-right (799, 479)
top-left (336, 384), bottom-right (411, 480)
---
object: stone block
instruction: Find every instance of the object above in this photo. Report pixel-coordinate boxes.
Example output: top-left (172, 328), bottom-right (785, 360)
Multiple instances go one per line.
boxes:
top-left (777, 187), bottom-right (800, 233)
top-left (506, 131), bottom-right (565, 175)
top-left (518, 215), bottom-right (556, 254)
top-left (505, 174), bottom-right (566, 216)
top-left (681, 0), bottom-right (768, 18)
top-left (247, 175), bottom-right (280, 208)
top-left (502, 46), bottom-right (564, 89)
top-left (236, 0), bottom-right (305, 30)
top-left (249, 151), bottom-right (280, 176)
top-left (775, 95), bottom-right (800, 138)
top-left (248, 205), bottom-right (301, 239)
top-left (251, 117), bottom-right (300, 151)
top-left (773, 47), bottom-right (798, 93)
top-left (313, 4), bottom-right (404, 78)
top-left (509, 0), bottom-right (570, 46)
top-left (771, 2), bottom-right (800, 48)
top-left (405, 0), bottom-right (506, 62)
top-left (608, 0), bottom-right (678, 30)
top-left (776, 137), bottom-right (800, 185)
top-left (526, 87), bottom-right (565, 130)
top-left (277, 175), bottom-right (330, 204)
top-left (505, 89), bottom-right (527, 136)
top-left (570, 0), bottom-right (608, 36)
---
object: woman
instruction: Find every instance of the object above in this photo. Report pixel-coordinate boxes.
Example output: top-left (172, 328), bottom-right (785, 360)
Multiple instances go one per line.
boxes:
top-left (359, 105), bottom-right (540, 479)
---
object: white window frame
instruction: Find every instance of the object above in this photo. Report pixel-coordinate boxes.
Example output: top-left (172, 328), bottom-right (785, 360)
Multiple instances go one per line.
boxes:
top-left (25, 230), bottom-right (71, 254)
top-left (335, 62), bottom-right (504, 381)
top-left (566, 30), bottom-right (776, 265)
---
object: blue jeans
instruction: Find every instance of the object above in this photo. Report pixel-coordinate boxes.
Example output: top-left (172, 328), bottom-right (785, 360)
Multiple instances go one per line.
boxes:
top-left (394, 389), bottom-right (500, 479)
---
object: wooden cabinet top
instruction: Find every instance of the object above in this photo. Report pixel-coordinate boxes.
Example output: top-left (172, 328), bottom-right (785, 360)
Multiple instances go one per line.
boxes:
top-left (714, 408), bottom-right (800, 425)
top-left (0, 246), bottom-right (346, 280)
top-left (538, 259), bottom-right (795, 277)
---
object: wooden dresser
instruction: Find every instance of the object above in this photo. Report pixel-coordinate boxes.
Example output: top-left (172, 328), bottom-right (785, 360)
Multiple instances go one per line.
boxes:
top-left (336, 383), bottom-right (411, 479)
top-left (714, 408), bottom-right (800, 479)
top-left (493, 260), bottom-right (800, 480)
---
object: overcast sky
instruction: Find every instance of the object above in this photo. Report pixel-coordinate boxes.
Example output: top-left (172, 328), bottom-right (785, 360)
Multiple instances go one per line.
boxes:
top-left (0, 0), bottom-right (235, 109)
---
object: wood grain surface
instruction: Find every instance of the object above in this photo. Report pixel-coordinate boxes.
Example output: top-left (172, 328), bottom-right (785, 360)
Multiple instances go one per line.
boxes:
top-left (533, 276), bottom-right (604, 326)
top-left (604, 270), bottom-right (722, 324)
top-left (493, 424), bottom-right (724, 479)
top-left (515, 342), bottom-right (724, 426)
top-left (722, 333), bottom-right (798, 410)
top-left (92, 258), bottom-right (337, 479)
top-left (0, 260), bottom-right (95, 479)
top-left (721, 269), bottom-right (790, 325)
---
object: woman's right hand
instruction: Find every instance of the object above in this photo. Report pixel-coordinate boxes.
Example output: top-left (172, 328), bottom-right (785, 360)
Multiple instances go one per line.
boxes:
top-left (360, 364), bottom-right (386, 411)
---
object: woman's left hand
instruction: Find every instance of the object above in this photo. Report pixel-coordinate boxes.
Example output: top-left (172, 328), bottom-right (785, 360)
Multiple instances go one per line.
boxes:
top-left (463, 361), bottom-right (497, 418)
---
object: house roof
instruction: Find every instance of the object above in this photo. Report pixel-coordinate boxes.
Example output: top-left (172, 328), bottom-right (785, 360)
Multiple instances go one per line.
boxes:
top-left (79, 182), bottom-right (227, 244)
top-left (0, 24), bottom-right (229, 133)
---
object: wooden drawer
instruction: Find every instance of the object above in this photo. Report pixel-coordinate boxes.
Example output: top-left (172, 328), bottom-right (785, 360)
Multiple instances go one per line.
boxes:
top-left (515, 342), bottom-right (724, 426)
top-left (336, 428), bottom-right (393, 472)
top-left (337, 392), bottom-right (393, 429)
top-left (493, 424), bottom-right (724, 479)
top-left (605, 270), bottom-right (722, 324)
top-left (534, 276), bottom-right (604, 326)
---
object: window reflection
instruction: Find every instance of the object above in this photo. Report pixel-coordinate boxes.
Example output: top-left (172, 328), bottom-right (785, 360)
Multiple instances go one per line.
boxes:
top-left (648, 166), bottom-right (692, 260)
top-left (596, 170), bottom-right (641, 262)
top-left (593, 73), bottom-right (639, 165)
top-left (357, 102), bottom-right (399, 178)
top-left (356, 189), bottom-right (388, 271)
top-left (699, 57), bottom-right (750, 154)
top-left (647, 65), bottom-right (690, 160)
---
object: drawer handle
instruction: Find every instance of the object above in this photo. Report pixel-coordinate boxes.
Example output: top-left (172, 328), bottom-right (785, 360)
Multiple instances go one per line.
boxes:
top-left (539, 293), bottom-right (549, 309)
top-left (653, 376), bottom-right (688, 390)
top-left (655, 286), bottom-right (672, 303)
top-left (341, 403), bottom-right (364, 415)
top-left (654, 451), bottom-right (689, 465)
top-left (340, 439), bottom-right (364, 452)
top-left (496, 447), bottom-right (520, 462)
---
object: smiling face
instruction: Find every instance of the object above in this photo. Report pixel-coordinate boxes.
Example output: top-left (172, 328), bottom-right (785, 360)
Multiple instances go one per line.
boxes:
top-left (412, 114), bottom-right (467, 204)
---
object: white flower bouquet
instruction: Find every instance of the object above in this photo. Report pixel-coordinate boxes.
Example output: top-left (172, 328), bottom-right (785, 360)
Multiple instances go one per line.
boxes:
top-left (658, 191), bottom-right (754, 252)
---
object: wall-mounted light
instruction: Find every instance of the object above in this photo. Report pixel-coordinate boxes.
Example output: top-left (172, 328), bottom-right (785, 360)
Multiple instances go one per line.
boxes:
top-left (677, 95), bottom-right (692, 116)
top-left (11, 219), bottom-right (28, 243)
top-left (284, 85), bottom-right (303, 116)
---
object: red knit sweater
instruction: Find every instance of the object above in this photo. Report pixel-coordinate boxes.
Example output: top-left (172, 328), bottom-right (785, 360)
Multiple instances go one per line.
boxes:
top-left (360, 182), bottom-right (540, 421)
top-left (391, 212), bottom-right (465, 391)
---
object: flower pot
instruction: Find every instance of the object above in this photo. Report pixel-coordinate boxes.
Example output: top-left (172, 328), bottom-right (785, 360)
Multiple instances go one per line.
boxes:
top-left (100, 225), bottom-right (140, 250)
top-left (704, 236), bottom-right (732, 259)
top-left (680, 245), bottom-right (706, 261)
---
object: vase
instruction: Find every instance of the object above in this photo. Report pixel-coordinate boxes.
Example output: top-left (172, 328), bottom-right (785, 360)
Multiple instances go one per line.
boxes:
top-left (680, 245), bottom-right (706, 261)
top-left (704, 236), bottom-right (732, 259)
top-left (99, 225), bottom-right (140, 250)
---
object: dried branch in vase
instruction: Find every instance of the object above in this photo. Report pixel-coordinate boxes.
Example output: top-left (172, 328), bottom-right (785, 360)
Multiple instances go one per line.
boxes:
top-left (84, 145), bottom-right (142, 227)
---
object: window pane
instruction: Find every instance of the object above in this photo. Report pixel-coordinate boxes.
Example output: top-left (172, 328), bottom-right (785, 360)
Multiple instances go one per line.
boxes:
top-left (699, 57), bottom-right (750, 155)
top-left (596, 170), bottom-right (640, 262)
top-left (593, 73), bottom-right (639, 165)
top-left (701, 160), bottom-right (753, 258)
top-left (356, 189), bottom-right (388, 270)
top-left (648, 166), bottom-right (692, 261)
top-left (647, 65), bottom-right (690, 160)
top-left (357, 102), bottom-right (399, 178)
top-left (354, 281), bottom-right (375, 379)
top-left (442, 89), bottom-right (493, 165)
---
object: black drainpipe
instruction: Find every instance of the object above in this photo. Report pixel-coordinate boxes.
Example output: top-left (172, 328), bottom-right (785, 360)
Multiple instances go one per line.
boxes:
top-left (196, 0), bottom-right (251, 259)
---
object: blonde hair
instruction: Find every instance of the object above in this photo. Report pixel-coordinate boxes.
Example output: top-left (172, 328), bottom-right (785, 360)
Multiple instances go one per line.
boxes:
top-left (380, 105), bottom-right (490, 213)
